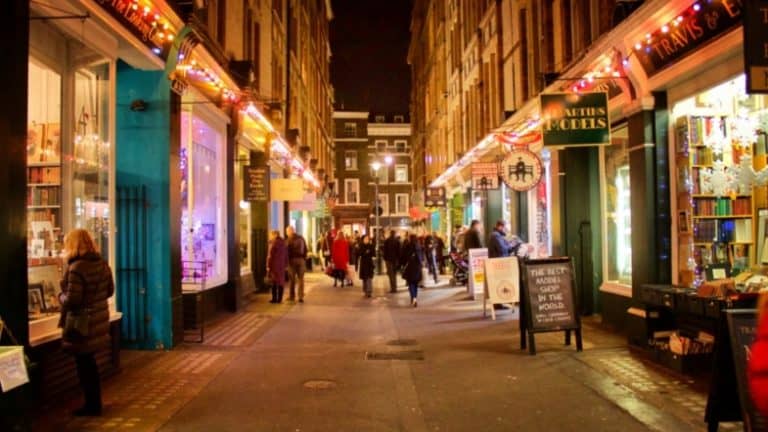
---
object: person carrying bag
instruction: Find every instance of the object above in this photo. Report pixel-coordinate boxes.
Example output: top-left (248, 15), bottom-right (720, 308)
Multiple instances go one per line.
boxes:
top-left (58, 229), bottom-right (114, 417)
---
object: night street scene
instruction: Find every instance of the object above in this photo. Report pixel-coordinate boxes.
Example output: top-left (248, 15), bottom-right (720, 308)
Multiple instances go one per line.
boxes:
top-left (3, 0), bottom-right (768, 431)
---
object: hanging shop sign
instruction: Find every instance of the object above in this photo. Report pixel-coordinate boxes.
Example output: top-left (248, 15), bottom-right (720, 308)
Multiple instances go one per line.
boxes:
top-left (244, 166), bottom-right (269, 202)
top-left (424, 187), bottom-right (447, 207)
top-left (271, 178), bottom-right (305, 201)
top-left (471, 162), bottom-right (499, 190)
top-left (500, 150), bottom-right (543, 192)
top-left (744, 0), bottom-right (768, 94)
top-left (290, 192), bottom-right (317, 211)
top-left (540, 92), bottom-right (609, 147)
top-left (634, 0), bottom-right (743, 77)
top-left (94, 0), bottom-right (176, 56)
top-left (165, 26), bottom-right (200, 96)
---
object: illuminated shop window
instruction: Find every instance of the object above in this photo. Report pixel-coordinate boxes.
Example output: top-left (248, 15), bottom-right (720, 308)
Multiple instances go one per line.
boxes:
top-left (604, 126), bottom-right (631, 285)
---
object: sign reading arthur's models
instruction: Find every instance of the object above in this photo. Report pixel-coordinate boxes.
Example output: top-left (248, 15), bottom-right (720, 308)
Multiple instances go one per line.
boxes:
top-left (744, 0), bottom-right (768, 94)
top-left (540, 92), bottom-right (609, 147)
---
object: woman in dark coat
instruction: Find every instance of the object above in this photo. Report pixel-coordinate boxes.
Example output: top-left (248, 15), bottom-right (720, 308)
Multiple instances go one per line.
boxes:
top-left (400, 233), bottom-right (424, 307)
top-left (58, 229), bottom-right (114, 416)
top-left (332, 232), bottom-right (351, 287)
top-left (267, 230), bottom-right (289, 303)
top-left (358, 234), bottom-right (376, 298)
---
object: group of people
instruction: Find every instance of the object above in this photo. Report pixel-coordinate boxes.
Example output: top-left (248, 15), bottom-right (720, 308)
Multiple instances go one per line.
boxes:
top-left (452, 219), bottom-right (524, 259)
top-left (266, 226), bottom-right (309, 304)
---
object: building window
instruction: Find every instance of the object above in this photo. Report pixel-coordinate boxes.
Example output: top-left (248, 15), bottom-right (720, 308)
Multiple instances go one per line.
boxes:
top-left (395, 193), bottom-right (409, 214)
top-left (378, 193), bottom-right (389, 216)
top-left (345, 150), bottom-right (358, 170)
top-left (345, 179), bottom-right (360, 204)
top-left (344, 122), bottom-right (357, 137)
top-left (395, 165), bottom-right (408, 183)
top-left (180, 103), bottom-right (228, 290)
top-left (394, 115), bottom-right (405, 123)
top-left (395, 140), bottom-right (407, 153)
top-left (375, 140), bottom-right (387, 152)
top-left (603, 126), bottom-right (631, 285)
top-left (27, 53), bottom-right (115, 336)
top-left (374, 165), bottom-right (388, 184)
top-left (375, 115), bottom-right (385, 123)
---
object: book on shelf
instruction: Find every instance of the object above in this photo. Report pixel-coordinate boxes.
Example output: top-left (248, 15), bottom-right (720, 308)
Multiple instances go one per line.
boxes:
top-left (734, 219), bottom-right (753, 243)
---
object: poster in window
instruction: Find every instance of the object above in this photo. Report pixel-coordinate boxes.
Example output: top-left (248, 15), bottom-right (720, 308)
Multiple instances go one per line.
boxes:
top-left (42, 123), bottom-right (61, 163)
top-left (26, 122), bottom-right (44, 163)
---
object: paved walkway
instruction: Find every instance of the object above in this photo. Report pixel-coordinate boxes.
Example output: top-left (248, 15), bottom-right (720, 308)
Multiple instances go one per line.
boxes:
top-left (34, 272), bottom-right (740, 431)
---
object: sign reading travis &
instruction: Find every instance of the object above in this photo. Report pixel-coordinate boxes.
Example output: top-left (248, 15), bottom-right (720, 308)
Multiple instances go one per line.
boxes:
top-left (540, 92), bottom-right (610, 147)
top-left (744, 1), bottom-right (768, 94)
top-left (244, 166), bottom-right (269, 202)
top-left (636, 0), bottom-right (743, 77)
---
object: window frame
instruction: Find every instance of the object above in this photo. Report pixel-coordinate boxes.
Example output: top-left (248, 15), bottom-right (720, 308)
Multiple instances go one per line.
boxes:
top-left (395, 193), bottom-right (409, 215)
top-left (344, 178), bottom-right (360, 204)
top-left (394, 139), bottom-right (408, 153)
top-left (394, 164), bottom-right (409, 183)
top-left (343, 122), bottom-right (357, 137)
top-left (344, 150), bottom-right (358, 171)
top-left (378, 193), bottom-right (389, 216)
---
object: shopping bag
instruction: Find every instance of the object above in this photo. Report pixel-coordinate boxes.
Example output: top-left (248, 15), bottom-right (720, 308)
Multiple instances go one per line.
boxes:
top-left (347, 266), bottom-right (357, 281)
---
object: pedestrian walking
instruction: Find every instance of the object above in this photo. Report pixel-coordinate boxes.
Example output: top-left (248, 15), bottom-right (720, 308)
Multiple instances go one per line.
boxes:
top-left (749, 290), bottom-right (768, 418)
top-left (358, 234), bottom-right (376, 298)
top-left (383, 230), bottom-right (401, 293)
top-left (400, 233), bottom-right (424, 307)
top-left (267, 230), bottom-right (288, 304)
top-left (58, 229), bottom-right (114, 416)
top-left (464, 220), bottom-right (484, 250)
top-left (286, 226), bottom-right (308, 303)
top-left (350, 231), bottom-right (361, 273)
top-left (332, 231), bottom-right (351, 287)
top-left (434, 233), bottom-right (446, 274)
top-left (424, 234), bottom-right (439, 284)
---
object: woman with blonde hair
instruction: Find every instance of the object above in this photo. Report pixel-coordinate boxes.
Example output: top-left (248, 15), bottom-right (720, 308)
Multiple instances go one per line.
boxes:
top-left (266, 230), bottom-right (288, 303)
top-left (58, 229), bottom-right (114, 416)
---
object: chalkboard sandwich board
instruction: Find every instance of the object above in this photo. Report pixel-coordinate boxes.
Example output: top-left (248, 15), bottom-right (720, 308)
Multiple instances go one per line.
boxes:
top-left (520, 257), bottom-right (583, 355)
top-left (706, 309), bottom-right (766, 432)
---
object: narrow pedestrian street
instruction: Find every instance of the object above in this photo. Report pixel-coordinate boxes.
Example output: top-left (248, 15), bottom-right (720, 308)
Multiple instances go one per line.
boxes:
top-left (33, 272), bottom-right (740, 432)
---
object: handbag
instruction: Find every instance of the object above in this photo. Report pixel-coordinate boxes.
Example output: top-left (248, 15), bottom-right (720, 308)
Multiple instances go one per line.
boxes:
top-left (64, 309), bottom-right (90, 338)
top-left (62, 271), bottom-right (90, 338)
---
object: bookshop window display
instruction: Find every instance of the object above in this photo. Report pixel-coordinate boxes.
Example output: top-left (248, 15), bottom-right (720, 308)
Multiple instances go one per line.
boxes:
top-left (236, 146), bottom-right (252, 274)
top-left (180, 107), bottom-right (227, 290)
top-left (674, 75), bottom-right (765, 287)
top-left (603, 126), bottom-right (632, 286)
top-left (27, 53), bottom-right (114, 342)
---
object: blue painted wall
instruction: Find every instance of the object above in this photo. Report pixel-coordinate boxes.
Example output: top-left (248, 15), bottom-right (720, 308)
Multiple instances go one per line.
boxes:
top-left (115, 61), bottom-right (173, 349)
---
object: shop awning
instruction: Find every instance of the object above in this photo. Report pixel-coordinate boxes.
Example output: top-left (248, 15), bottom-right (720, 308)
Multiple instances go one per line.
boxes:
top-left (429, 0), bottom-right (670, 189)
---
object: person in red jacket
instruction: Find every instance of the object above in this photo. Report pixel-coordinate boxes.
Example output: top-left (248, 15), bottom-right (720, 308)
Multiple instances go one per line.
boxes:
top-left (749, 291), bottom-right (768, 418)
top-left (332, 231), bottom-right (350, 287)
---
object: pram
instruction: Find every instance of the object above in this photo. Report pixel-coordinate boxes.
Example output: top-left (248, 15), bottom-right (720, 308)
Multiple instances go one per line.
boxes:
top-left (448, 252), bottom-right (469, 286)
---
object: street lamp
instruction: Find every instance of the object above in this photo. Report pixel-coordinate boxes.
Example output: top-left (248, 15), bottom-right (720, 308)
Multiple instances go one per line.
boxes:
top-left (370, 161), bottom-right (383, 274)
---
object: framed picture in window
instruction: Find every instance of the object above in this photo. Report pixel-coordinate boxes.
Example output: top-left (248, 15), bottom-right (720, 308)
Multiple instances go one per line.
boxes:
top-left (28, 283), bottom-right (45, 317)
top-left (678, 210), bottom-right (691, 234)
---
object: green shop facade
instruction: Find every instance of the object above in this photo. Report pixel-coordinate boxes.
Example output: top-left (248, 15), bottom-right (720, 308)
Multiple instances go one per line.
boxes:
top-left (436, 0), bottom-right (762, 363)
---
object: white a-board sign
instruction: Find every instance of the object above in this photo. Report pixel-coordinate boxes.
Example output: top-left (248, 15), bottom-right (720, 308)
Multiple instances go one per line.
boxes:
top-left (468, 248), bottom-right (488, 300)
top-left (484, 256), bottom-right (520, 320)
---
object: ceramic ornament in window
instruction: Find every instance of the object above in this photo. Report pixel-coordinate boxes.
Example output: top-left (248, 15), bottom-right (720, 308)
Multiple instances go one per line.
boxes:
top-left (734, 154), bottom-right (758, 193)
top-left (731, 109), bottom-right (758, 150)
top-left (699, 160), bottom-right (736, 197)
top-left (704, 117), bottom-right (727, 156)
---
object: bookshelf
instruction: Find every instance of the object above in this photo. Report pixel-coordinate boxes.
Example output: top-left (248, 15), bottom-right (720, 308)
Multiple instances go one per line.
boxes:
top-left (676, 115), bottom-right (756, 283)
top-left (26, 122), bottom-right (63, 265)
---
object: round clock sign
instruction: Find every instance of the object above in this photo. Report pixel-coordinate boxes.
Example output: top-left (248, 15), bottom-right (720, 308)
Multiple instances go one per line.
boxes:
top-left (501, 149), bottom-right (543, 191)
